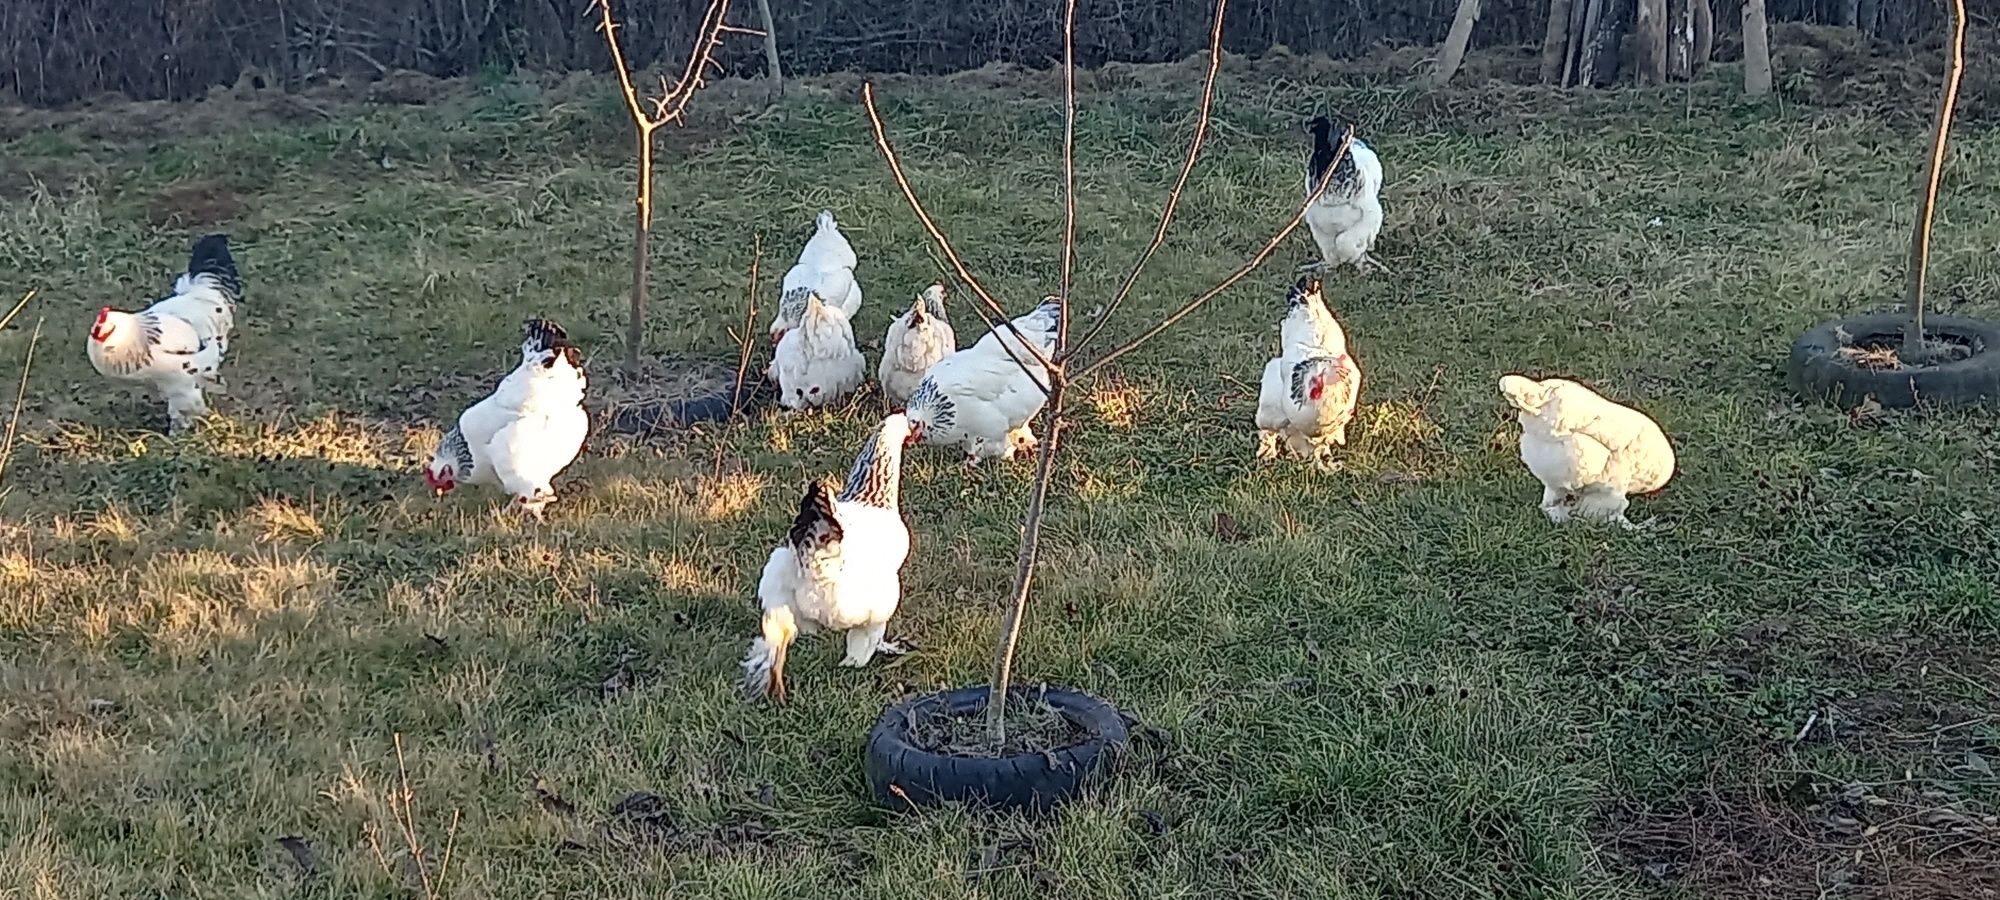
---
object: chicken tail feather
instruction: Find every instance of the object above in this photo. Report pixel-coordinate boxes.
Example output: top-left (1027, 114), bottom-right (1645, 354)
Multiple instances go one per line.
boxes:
top-left (184, 233), bottom-right (242, 301)
top-left (740, 605), bottom-right (799, 702)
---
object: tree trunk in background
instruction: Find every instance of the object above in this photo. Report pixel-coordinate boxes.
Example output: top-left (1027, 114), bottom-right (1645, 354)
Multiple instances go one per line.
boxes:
top-left (1581, 0), bottom-right (1629, 88)
top-left (1835, 0), bottom-right (1858, 28)
top-left (1692, 0), bottom-right (1714, 72)
top-left (1637, 0), bottom-right (1667, 84)
top-left (1541, 0), bottom-right (1573, 83)
top-left (755, 0), bottom-right (783, 100)
top-left (1857, 0), bottom-right (1879, 36)
top-left (1668, 0), bottom-right (1694, 79)
top-left (1430, 0), bottom-right (1482, 87)
top-left (1571, 0), bottom-right (1605, 85)
top-left (1744, 0), bottom-right (1773, 96)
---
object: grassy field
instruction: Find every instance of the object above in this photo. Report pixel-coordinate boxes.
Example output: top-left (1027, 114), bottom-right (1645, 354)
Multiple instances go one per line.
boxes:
top-left (2, 52), bottom-right (1998, 899)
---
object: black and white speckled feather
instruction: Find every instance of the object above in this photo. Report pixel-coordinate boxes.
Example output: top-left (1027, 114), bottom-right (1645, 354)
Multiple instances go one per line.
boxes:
top-left (438, 426), bottom-right (475, 479)
top-left (778, 287), bottom-right (813, 326)
top-left (838, 418), bottom-right (907, 510)
top-left (1290, 354), bottom-right (1346, 405)
top-left (1306, 115), bottom-right (1367, 199)
top-left (787, 480), bottom-right (844, 554)
top-left (905, 378), bottom-right (954, 430)
top-left (522, 318), bottom-right (584, 372)
top-left (1286, 275), bottom-right (1323, 311)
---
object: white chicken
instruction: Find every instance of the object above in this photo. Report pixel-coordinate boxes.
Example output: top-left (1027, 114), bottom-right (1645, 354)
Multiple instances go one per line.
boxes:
top-left (773, 292), bottom-right (865, 411)
top-left (1499, 375), bottom-right (1676, 530)
top-left (1256, 275), bottom-right (1363, 464)
top-left (1301, 115), bottom-right (1386, 275)
top-left (423, 318), bottom-right (590, 520)
top-left (769, 209), bottom-right (862, 347)
top-left (740, 413), bottom-right (915, 703)
top-left (85, 233), bottom-right (241, 433)
top-left (905, 298), bottom-right (1059, 464)
top-left (877, 281), bottom-right (956, 408)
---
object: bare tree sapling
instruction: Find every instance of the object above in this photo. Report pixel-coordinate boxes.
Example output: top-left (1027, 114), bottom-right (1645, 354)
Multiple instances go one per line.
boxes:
top-left (863, 0), bottom-right (1355, 747)
top-left (1903, 0), bottom-right (1967, 362)
top-left (595, 0), bottom-right (757, 377)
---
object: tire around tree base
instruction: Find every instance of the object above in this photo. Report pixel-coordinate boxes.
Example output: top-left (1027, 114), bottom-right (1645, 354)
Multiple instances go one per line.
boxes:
top-left (1787, 313), bottom-right (2000, 410)
top-left (863, 685), bottom-right (1129, 813)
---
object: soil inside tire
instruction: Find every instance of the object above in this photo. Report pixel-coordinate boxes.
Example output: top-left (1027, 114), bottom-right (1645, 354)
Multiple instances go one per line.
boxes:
top-left (905, 692), bottom-right (1088, 758)
top-left (1833, 328), bottom-right (1975, 370)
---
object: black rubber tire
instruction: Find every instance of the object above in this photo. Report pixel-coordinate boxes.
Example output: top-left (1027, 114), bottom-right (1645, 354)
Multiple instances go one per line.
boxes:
top-left (863, 685), bottom-right (1129, 813)
top-left (1788, 313), bottom-right (2000, 410)
top-left (603, 372), bottom-right (766, 435)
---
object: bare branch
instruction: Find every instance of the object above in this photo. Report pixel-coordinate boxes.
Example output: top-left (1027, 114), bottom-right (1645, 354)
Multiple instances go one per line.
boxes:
top-left (1065, 0), bottom-right (1228, 359)
top-left (860, 82), bottom-right (1058, 387)
top-left (654, 0), bottom-right (738, 126)
top-left (1054, 0), bottom-right (1077, 351)
top-left (1075, 128), bottom-right (1355, 381)
top-left (593, 0), bottom-right (652, 133)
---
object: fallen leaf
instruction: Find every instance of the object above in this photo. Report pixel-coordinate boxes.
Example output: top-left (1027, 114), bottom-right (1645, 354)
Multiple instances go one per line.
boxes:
top-left (275, 835), bottom-right (316, 875)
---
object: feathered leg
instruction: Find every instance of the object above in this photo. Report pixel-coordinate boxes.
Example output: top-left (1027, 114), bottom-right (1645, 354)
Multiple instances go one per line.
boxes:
top-left (840, 622), bottom-right (890, 668)
top-left (1255, 430), bottom-right (1282, 460)
top-left (1574, 487), bottom-right (1648, 530)
top-left (1539, 486), bottom-right (1573, 524)
top-left (163, 384), bottom-right (209, 435)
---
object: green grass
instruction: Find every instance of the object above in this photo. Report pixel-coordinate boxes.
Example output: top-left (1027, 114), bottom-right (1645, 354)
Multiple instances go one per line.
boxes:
top-left (2, 59), bottom-right (1998, 898)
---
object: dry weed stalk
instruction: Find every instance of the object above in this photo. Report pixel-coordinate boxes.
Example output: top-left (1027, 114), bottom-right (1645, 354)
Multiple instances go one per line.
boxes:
top-left (0, 315), bottom-right (43, 490)
top-left (364, 734), bottom-right (462, 899)
top-left (862, 0), bottom-right (1353, 743)
top-left (596, 0), bottom-right (761, 377)
top-left (730, 234), bottom-right (764, 416)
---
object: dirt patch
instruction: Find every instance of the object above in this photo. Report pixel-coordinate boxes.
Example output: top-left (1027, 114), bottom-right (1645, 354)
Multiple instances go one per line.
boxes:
top-left (906, 693), bottom-right (1086, 759)
top-left (1603, 776), bottom-right (2000, 900)
top-left (145, 182), bottom-right (245, 228)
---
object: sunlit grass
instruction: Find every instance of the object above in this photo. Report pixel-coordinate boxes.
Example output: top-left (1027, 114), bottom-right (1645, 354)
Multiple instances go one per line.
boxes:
top-left (0, 57), bottom-right (1996, 898)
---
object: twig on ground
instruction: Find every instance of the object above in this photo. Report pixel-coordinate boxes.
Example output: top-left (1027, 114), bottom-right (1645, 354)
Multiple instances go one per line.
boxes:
top-left (0, 316), bottom-right (43, 490)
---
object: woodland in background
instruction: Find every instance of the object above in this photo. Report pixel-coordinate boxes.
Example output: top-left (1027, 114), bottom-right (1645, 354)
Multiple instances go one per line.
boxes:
top-left (0, 0), bottom-right (1964, 107)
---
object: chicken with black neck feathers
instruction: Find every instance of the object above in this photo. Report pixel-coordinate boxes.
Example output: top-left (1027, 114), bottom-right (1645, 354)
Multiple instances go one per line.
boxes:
top-left (423, 318), bottom-right (589, 520)
top-left (1301, 115), bottom-right (1386, 275)
top-left (85, 233), bottom-right (241, 433)
top-left (741, 413), bottom-right (916, 703)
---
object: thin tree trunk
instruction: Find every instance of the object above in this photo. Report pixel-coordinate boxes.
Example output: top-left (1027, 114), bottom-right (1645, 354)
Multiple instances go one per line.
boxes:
top-left (1430, 0), bottom-right (1482, 87)
top-left (1570, 0), bottom-right (1604, 86)
top-left (985, 396), bottom-right (1064, 742)
top-left (1636, 0), bottom-right (1667, 84)
top-left (1668, 0), bottom-right (1693, 80)
top-left (753, 0), bottom-right (783, 100)
top-left (1743, 0), bottom-right (1772, 96)
top-left (1582, 0), bottom-right (1628, 88)
top-left (1857, 0), bottom-right (1878, 36)
top-left (1903, 0), bottom-right (1967, 362)
top-left (1541, 0), bottom-right (1574, 83)
top-left (626, 125), bottom-right (654, 377)
top-left (1692, 0), bottom-right (1714, 72)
